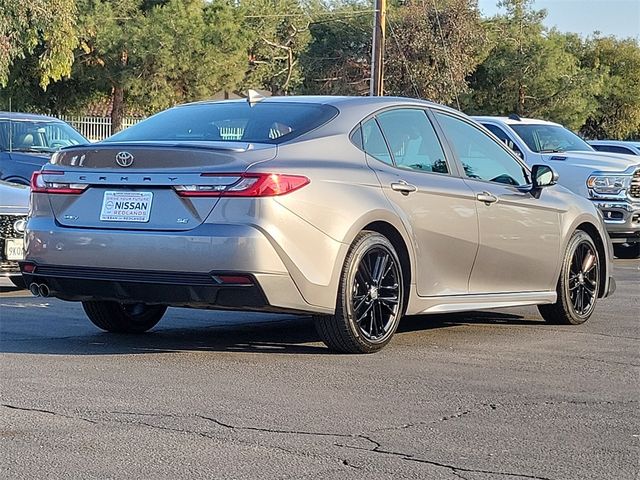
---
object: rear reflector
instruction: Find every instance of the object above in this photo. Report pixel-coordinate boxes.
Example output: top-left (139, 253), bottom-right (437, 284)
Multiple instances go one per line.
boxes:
top-left (214, 275), bottom-right (254, 285)
top-left (175, 173), bottom-right (309, 197)
top-left (21, 263), bottom-right (36, 273)
top-left (31, 171), bottom-right (87, 194)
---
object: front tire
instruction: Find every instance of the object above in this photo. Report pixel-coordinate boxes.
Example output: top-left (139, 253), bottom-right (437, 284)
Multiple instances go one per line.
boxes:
top-left (613, 243), bottom-right (640, 259)
top-left (315, 231), bottom-right (404, 353)
top-left (82, 301), bottom-right (167, 333)
top-left (538, 230), bottom-right (600, 325)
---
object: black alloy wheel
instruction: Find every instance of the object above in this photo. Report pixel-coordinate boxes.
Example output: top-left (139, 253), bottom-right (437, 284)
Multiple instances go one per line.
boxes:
top-left (315, 231), bottom-right (405, 353)
top-left (351, 246), bottom-right (401, 342)
top-left (568, 241), bottom-right (599, 317)
top-left (539, 230), bottom-right (600, 325)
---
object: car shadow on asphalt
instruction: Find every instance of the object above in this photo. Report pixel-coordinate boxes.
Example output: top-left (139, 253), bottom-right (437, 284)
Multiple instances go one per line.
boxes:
top-left (0, 309), bottom-right (536, 356)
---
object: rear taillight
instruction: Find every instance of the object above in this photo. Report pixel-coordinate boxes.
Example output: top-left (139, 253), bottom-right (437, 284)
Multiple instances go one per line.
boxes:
top-left (31, 171), bottom-right (87, 194)
top-left (175, 173), bottom-right (310, 197)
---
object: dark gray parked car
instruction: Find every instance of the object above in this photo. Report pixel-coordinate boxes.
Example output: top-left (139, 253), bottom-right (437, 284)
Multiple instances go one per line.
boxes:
top-left (21, 96), bottom-right (615, 353)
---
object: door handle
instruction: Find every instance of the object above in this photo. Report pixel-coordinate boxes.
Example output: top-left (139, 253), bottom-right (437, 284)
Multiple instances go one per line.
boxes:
top-left (390, 181), bottom-right (417, 195)
top-left (476, 192), bottom-right (498, 204)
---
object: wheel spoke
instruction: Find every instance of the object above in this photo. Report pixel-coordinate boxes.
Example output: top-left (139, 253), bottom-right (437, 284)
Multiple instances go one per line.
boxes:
top-left (360, 255), bottom-right (375, 285)
top-left (373, 253), bottom-right (389, 286)
top-left (356, 303), bottom-right (374, 324)
top-left (374, 301), bottom-right (385, 337)
top-left (353, 294), bottom-right (368, 312)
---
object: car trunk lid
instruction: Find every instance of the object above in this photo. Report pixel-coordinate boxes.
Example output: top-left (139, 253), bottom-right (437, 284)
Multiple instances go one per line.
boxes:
top-left (43, 142), bottom-right (276, 231)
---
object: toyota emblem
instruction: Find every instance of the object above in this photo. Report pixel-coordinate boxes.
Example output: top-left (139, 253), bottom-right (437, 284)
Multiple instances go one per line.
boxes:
top-left (115, 151), bottom-right (134, 167)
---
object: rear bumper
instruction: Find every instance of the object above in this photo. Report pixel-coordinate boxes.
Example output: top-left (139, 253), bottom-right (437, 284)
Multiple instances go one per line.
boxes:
top-left (19, 264), bottom-right (283, 311)
top-left (23, 218), bottom-right (333, 314)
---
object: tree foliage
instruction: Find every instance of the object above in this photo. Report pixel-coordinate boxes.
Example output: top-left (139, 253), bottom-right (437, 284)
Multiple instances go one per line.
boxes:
top-left (384, 0), bottom-right (487, 104)
top-left (580, 37), bottom-right (640, 139)
top-left (1, 0), bottom-right (639, 139)
top-left (464, 0), bottom-right (603, 130)
top-left (300, 2), bottom-right (372, 95)
top-left (241, 0), bottom-right (311, 95)
top-left (0, 0), bottom-right (78, 88)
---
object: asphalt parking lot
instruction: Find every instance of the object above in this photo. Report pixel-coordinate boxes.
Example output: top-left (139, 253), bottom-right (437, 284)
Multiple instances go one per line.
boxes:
top-left (1, 260), bottom-right (638, 480)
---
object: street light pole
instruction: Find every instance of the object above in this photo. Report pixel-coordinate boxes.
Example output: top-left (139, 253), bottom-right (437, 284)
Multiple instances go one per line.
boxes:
top-left (369, 0), bottom-right (386, 96)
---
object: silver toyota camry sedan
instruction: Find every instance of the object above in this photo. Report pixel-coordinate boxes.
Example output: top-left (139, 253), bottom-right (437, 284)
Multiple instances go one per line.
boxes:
top-left (21, 96), bottom-right (615, 353)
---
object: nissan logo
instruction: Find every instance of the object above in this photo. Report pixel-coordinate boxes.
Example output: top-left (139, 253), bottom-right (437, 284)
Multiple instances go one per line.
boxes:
top-left (115, 151), bottom-right (135, 167)
top-left (13, 218), bottom-right (27, 234)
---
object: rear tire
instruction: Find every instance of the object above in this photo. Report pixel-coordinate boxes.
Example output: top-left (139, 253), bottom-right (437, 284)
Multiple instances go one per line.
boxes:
top-left (613, 243), bottom-right (640, 259)
top-left (314, 231), bottom-right (404, 354)
top-left (538, 230), bottom-right (600, 325)
top-left (82, 301), bottom-right (167, 333)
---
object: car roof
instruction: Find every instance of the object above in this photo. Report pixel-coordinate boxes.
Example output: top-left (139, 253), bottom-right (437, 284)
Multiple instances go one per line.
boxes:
top-left (181, 94), bottom-right (456, 112)
top-left (0, 111), bottom-right (64, 122)
top-left (471, 115), bottom-right (563, 127)
top-left (588, 140), bottom-right (640, 147)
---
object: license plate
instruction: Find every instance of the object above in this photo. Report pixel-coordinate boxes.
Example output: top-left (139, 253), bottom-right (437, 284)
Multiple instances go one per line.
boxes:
top-left (5, 238), bottom-right (24, 260)
top-left (100, 191), bottom-right (153, 222)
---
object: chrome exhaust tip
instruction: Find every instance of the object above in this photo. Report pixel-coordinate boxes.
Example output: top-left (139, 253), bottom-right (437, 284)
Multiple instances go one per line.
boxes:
top-left (29, 283), bottom-right (41, 296)
top-left (38, 284), bottom-right (50, 298)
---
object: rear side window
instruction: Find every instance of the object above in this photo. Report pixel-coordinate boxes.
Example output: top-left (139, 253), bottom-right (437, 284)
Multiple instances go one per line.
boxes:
top-left (376, 109), bottom-right (448, 173)
top-left (361, 119), bottom-right (393, 165)
top-left (105, 102), bottom-right (338, 145)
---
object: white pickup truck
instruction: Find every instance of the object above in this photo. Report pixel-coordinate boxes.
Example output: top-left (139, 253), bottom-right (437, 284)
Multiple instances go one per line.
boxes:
top-left (473, 115), bottom-right (640, 259)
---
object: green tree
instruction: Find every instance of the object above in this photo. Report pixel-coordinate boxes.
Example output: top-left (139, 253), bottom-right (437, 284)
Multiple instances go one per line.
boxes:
top-left (465, 0), bottom-right (602, 129)
top-left (300, 2), bottom-right (372, 95)
top-left (580, 37), bottom-right (640, 139)
top-left (75, 0), bottom-right (247, 132)
top-left (241, 0), bottom-right (311, 94)
top-left (0, 0), bottom-right (78, 88)
top-left (384, 0), bottom-right (488, 105)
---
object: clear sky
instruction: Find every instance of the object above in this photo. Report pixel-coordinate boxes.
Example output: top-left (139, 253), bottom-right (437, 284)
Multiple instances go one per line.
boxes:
top-left (476, 0), bottom-right (640, 39)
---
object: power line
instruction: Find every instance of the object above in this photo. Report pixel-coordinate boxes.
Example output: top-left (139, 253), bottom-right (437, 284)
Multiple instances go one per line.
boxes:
top-left (428, 0), bottom-right (461, 110)
top-left (387, 19), bottom-right (421, 99)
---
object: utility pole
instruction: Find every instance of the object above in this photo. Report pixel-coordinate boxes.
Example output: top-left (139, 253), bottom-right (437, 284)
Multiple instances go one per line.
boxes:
top-left (369, 0), bottom-right (386, 96)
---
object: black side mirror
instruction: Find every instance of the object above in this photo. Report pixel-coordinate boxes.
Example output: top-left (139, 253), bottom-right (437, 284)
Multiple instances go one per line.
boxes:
top-left (531, 164), bottom-right (558, 189)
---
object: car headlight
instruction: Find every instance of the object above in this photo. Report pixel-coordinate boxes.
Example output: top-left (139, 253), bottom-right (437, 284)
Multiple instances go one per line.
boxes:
top-left (586, 175), bottom-right (630, 195)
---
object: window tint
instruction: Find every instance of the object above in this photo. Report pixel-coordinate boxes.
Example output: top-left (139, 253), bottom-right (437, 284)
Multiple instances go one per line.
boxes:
top-left (376, 109), bottom-right (448, 173)
top-left (350, 126), bottom-right (364, 150)
top-left (482, 123), bottom-right (523, 157)
top-left (509, 124), bottom-right (592, 153)
top-left (105, 102), bottom-right (338, 145)
top-left (362, 119), bottom-right (393, 165)
top-left (435, 112), bottom-right (528, 186)
top-left (592, 145), bottom-right (636, 155)
top-left (0, 120), bottom-right (85, 153)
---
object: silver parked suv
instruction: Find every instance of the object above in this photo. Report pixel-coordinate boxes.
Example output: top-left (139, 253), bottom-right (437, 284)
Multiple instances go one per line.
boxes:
top-left (473, 115), bottom-right (640, 259)
top-left (21, 97), bottom-right (615, 353)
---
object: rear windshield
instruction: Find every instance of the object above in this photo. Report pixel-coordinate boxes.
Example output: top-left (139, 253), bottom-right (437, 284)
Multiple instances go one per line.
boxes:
top-left (104, 102), bottom-right (339, 144)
